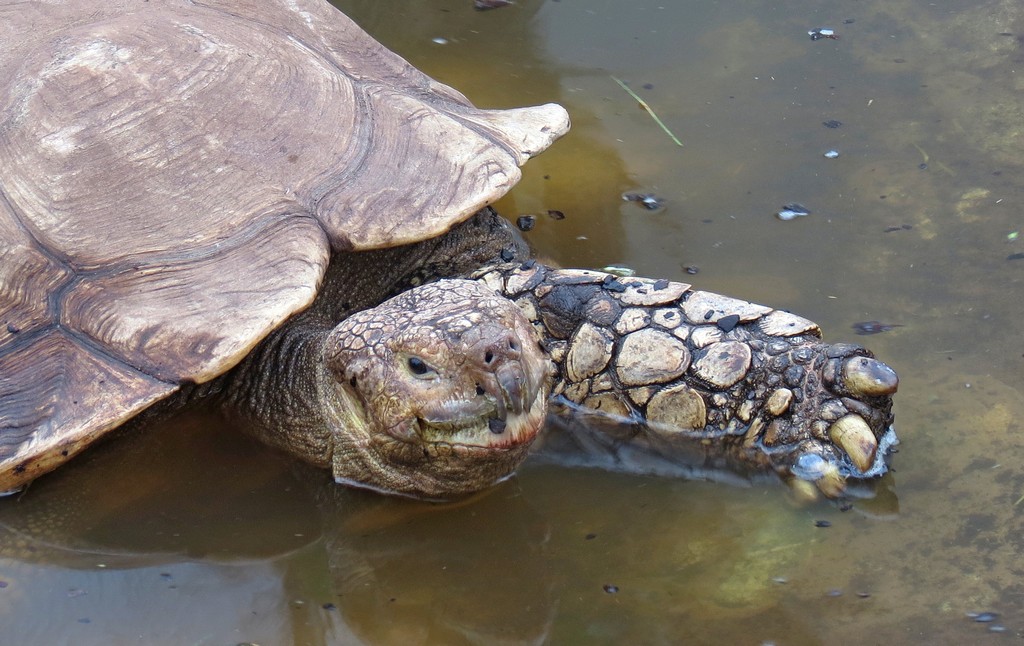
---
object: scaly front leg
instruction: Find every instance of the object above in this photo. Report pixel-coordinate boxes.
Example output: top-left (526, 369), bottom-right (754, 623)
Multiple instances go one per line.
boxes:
top-left (475, 262), bottom-right (899, 499)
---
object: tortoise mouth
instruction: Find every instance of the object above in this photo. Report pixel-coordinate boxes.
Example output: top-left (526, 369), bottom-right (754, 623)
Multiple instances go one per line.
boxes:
top-left (389, 386), bottom-right (547, 452)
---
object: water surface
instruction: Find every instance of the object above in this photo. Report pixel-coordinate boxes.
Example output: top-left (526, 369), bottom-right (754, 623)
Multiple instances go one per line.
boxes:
top-left (3, 0), bottom-right (1023, 643)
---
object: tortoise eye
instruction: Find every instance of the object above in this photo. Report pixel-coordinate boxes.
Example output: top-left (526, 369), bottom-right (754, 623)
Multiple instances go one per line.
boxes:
top-left (407, 356), bottom-right (434, 377)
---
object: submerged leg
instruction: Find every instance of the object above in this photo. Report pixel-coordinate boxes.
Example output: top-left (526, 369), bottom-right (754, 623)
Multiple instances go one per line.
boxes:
top-left (474, 262), bottom-right (898, 499)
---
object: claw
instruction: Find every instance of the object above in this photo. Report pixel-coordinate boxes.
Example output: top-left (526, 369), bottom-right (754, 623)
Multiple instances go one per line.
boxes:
top-left (814, 462), bottom-right (846, 498)
top-left (828, 414), bottom-right (878, 473)
top-left (842, 357), bottom-right (899, 397)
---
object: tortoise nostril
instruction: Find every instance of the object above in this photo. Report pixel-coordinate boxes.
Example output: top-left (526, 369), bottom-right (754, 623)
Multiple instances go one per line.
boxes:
top-left (509, 339), bottom-right (519, 351)
top-left (488, 418), bottom-right (507, 434)
top-left (476, 384), bottom-right (486, 396)
top-left (484, 350), bottom-right (494, 364)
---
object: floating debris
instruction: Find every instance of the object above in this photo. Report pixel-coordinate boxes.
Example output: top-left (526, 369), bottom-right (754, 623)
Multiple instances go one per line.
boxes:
top-left (809, 27), bottom-right (838, 41)
top-left (775, 203), bottom-right (810, 221)
top-left (823, 119), bottom-right (842, 129)
top-left (601, 265), bottom-right (636, 277)
top-left (622, 192), bottom-right (665, 211)
top-left (603, 584), bottom-right (619, 594)
top-left (683, 265), bottom-right (700, 275)
top-left (852, 321), bottom-right (903, 335)
top-left (823, 149), bottom-right (840, 159)
top-left (814, 519), bottom-right (832, 528)
top-left (611, 76), bottom-right (684, 146)
top-left (1007, 252), bottom-right (1024, 261)
top-left (516, 215), bottom-right (536, 231)
top-left (967, 611), bottom-right (1000, 623)
top-left (1007, 231), bottom-right (1019, 241)
top-left (825, 589), bottom-right (843, 597)
top-left (431, 37), bottom-right (449, 45)
top-left (884, 224), bottom-right (913, 233)
top-left (474, 0), bottom-right (513, 10)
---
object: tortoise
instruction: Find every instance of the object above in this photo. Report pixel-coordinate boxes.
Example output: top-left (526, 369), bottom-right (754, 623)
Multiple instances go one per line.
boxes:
top-left (0, 0), bottom-right (898, 500)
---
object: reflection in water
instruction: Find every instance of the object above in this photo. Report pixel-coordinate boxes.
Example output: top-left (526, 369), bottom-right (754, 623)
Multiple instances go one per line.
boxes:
top-left (3, 0), bottom-right (1024, 642)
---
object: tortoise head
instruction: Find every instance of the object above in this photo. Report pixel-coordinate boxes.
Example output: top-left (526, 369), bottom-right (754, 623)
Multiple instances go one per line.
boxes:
top-left (322, 279), bottom-right (551, 499)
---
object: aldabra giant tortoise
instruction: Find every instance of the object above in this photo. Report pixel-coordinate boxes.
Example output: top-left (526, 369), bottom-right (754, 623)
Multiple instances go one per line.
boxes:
top-left (0, 0), bottom-right (898, 499)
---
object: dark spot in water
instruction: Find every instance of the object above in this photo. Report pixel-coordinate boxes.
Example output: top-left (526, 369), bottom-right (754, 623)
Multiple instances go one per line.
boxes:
top-left (823, 120), bottom-right (842, 128)
top-left (77, 618), bottom-right (91, 624)
top-left (516, 215), bottom-right (536, 232)
top-left (717, 314), bottom-right (740, 332)
top-left (603, 584), bottom-right (619, 594)
top-left (287, 154), bottom-right (299, 163)
top-left (322, 602), bottom-right (337, 611)
top-left (684, 265), bottom-right (700, 275)
top-left (0, 581), bottom-right (8, 589)
top-left (585, 533), bottom-right (598, 540)
top-left (1006, 252), bottom-right (1024, 261)
top-left (852, 321), bottom-right (902, 335)
top-left (969, 611), bottom-right (999, 623)
top-left (622, 192), bottom-right (665, 211)
top-left (642, 83), bottom-right (654, 90)
top-left (843, 18), bottom-right (855, 24)
top-left (474, 0), bottom-right (513, 9)
top-left (919, 162), bottom-right (928, 170)
top-left (814, 519), bottom-right (832, 528)
top-left (547, 209), bottom-right (566, 220)
top-left (884, 224), bottom-right (913, 232)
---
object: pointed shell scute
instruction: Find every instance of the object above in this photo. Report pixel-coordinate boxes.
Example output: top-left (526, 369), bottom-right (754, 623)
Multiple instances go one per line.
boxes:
top-left (653, 308), bottom-right (683, 329)
top-left (566, 322), bottom-right (615, 382)
top-left (758, 310), bottom-right (821, 338)
top-left (614, 308), bottom-right (651, 335)
top-left (616, 328), bottom-right (692, 387)
top-left (646, 384), bottom-right (707, 431)
top-left (689, 326), bottom-right (723, 348)
top-left (682, 291), bottom-right (772, 325)
top-left (617, 278), bottom-right (691, 306)
top-left (692, 340), bottom-right (753, 389)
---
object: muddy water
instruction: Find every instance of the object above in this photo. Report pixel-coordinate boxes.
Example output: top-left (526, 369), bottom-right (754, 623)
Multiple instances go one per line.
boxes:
top-left (2, 0), bottom-right (1023, 643)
